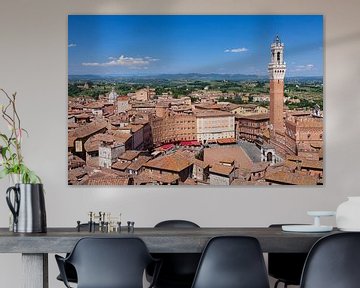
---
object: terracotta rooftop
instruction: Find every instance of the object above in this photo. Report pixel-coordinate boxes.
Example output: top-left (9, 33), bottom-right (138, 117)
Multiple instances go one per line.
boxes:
top-left (194, 109), bottom-right (233, 118)
top-left (85, 101), bottom-right (104, 109)
top-left (210, 164), bottom-right (234, 176)
top-left (286, 155), bottom-right (305, 162)
top-left (204, 146), bottom-right (253, 170)
top-left (251, 162), bottom-right (269, 173)
top-left (193, 159), bottom-right (210, 169)
top-left (68, 154), bottom-right (85, 169)
top-left (284, 160), bottom-right (298, 171)
top-left (119, 150), bottom-right (141, 161)
top-left (129, 124), bottom-right (143, 133)
top-left (219, 103), bottom-right (241, 111)
top-left (75, 113), bottom-right (91, 119)
top-left (68, 122), bottom-right (79, 129)
top-left (84, 134), bottom-right (114, 152)
top-left (112, 131), bottom-right (132, 143)
top-left (127, 156), bottom-right (151, 171)
top-left (217, 138), bottom-right (237, 145)
top-left (86, 157), bottom-right (100, 168)
top-left (71, 121), bottom-right (107, 139)
top-left (68, 167), bottom-right (87, 182)
top-left (84, 176), bottom-right (130, 185)
top-left (112, 161), bottom-right (131, 171)
top-left (301, 159), bottom-right (323, 170)
top-left (68, 103), bottom-right (84, 109)
top-left (236, 113), bottom-right (270, 121)
top-left (144, 152), bottom-right (192, 172)
top-left (265, 171), bottom-right (318, 185)
top-left (135, 171), bottom-right (179, 185)
top-left (231, 179), bottom-right (270, 186)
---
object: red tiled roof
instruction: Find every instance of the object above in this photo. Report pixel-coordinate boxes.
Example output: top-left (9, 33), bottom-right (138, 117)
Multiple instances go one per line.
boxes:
top-left (127, 156), bottom-right (151, 171)
top-left (85, 101), bottom-right (104, 109)
top-left (210, 164), bottom-right (234, 176)
top-left (265, 171), bottom-right (318, 185)
top-left (84, 134), bottom-right (114, 152)
top-left (204, 146), bottom-right (253, 170)
top-left (235, 113), bottom-right (270, 121)
top-left (112, 161), bottom-right (131, 171)
top-left (72, 121), bottom-right (107, 139)
top-left (144, 152), bottom-right (192, 172)
top-left (301, 160), bottom-right (323, 170)
top-left (193, 159), bottom-right (209, 169)
top-left (195, 109), bottom-right (233, 118)
top-left (68, 154), bottom-right (85, 169)
top-left (135, 171), bottom-right (179, 185)
top-left (85, 177), bottom-right (130, 185)
top-left (119, 150), bottom-right (141, 161)
top-left (217, 138), bottom-right (236, 144)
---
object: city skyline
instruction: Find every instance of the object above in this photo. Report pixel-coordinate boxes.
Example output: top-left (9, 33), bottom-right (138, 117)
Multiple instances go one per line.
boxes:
top-left (68, 15), bottom-right (323, 77)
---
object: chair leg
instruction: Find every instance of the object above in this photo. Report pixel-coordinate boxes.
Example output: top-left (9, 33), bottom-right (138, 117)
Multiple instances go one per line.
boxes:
top-left (274, 280), bottom-right (290, 288)
top-left (274, 280), bottom-right (281, 288)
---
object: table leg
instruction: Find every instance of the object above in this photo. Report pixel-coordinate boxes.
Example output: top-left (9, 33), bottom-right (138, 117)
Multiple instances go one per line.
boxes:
top-left (22, 253), bottom-right (48, 288)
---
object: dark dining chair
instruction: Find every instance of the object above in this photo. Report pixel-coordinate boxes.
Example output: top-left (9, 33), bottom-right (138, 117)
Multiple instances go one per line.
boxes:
top-left (268, 224), bottom-right (308, 288)
top-left (300, 232), bottom-right (360, 288)
top-left (56, 223), bottom-right (99, 284)
top-left (55, 237), bottom-right (160, 288)
top-left (147, 220), bottom-right (201, 288)
top-left (191, 236), bottom-right (270, 288)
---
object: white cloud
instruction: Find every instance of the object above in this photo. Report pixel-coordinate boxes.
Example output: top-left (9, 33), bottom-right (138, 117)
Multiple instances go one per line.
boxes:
top-left (68, 43), bottom-right (77, 48)
top-left (294, 64), bottom-right (315, 71)
top-left (224, 47), bottom-right (248, 53)
top-left (82, 55), bottom-right (159, 68)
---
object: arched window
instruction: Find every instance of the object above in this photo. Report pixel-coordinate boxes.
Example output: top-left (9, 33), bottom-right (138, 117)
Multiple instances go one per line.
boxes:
top-left (267, 152), bottom-right (273, 162)
top-left (277, 52), bottom-right (281, 62)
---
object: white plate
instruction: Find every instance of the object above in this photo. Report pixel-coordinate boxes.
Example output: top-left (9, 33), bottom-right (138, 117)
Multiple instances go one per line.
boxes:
top-left (307, 211), bottom-right (336, 217)
top-left (338, 227), bottom-right (360, 232)
top-left (282, 225), bottom-right (333, 232)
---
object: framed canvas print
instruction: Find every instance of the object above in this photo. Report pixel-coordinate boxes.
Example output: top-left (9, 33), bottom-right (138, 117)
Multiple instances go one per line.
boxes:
top-left (68, 15), bottom-right (323, 186)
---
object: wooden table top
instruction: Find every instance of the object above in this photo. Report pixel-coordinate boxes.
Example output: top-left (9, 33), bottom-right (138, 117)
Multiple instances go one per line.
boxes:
top-left (0, 227), bottom-right (340, 253)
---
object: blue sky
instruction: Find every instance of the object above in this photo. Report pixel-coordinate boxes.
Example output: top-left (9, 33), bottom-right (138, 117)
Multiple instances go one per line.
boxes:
top-left (68, 15), bottom-right (323, 77)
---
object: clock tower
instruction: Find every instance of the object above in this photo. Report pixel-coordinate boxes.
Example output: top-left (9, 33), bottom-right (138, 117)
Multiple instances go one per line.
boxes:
top-left (268, 36), bottom-right (286, 132)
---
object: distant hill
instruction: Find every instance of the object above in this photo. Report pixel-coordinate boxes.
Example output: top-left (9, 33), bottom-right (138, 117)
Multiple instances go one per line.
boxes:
top-left (68, 73), bottom-right (322, 83)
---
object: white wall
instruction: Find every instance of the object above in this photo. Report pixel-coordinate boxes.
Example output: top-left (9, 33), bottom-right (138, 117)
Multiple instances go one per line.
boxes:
top-left (0, 0), bottom-right (360, 287)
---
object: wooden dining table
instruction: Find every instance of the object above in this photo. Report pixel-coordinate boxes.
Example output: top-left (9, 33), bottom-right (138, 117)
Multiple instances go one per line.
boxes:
top-left (0, 226), bottom-right (339, 288)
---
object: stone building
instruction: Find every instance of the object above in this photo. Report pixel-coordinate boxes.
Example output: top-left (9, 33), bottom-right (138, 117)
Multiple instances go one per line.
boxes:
top-left (151, 114), bottom-right (197, 146)
top-left (195, 110), bottom-right (235, 144)
top-left (209, 163), bottom-right (235, 185)
top-left (98, 142), bottom-right (125, 168)
top-left (236, 113), bottom-right (270, 142)
top-left (117, 96), bottom-right (130, 113)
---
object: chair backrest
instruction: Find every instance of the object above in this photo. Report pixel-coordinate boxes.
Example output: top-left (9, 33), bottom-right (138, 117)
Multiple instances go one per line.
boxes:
top-left (191, 236), bottom-right (270, 288)
top-left (152, 220), bottom-right (201, 284)
top-left (268, 224), bottom-right (308, 285)
top-left (300, 232), bottom-right (360, 288)
top-left (67, 237), bottom-right (154, 288)
top-left (155, 220), bottom-right (200, 228)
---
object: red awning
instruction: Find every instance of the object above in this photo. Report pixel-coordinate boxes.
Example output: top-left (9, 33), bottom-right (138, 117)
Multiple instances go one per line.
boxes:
top-left (159, 144), bottom-right (175, 151)
top-left (179, 141), bottom-right (201, 146)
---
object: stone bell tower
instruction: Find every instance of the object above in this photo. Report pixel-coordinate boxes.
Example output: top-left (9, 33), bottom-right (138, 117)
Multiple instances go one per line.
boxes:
top-left (268, 36), bottom-right (286, 132)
